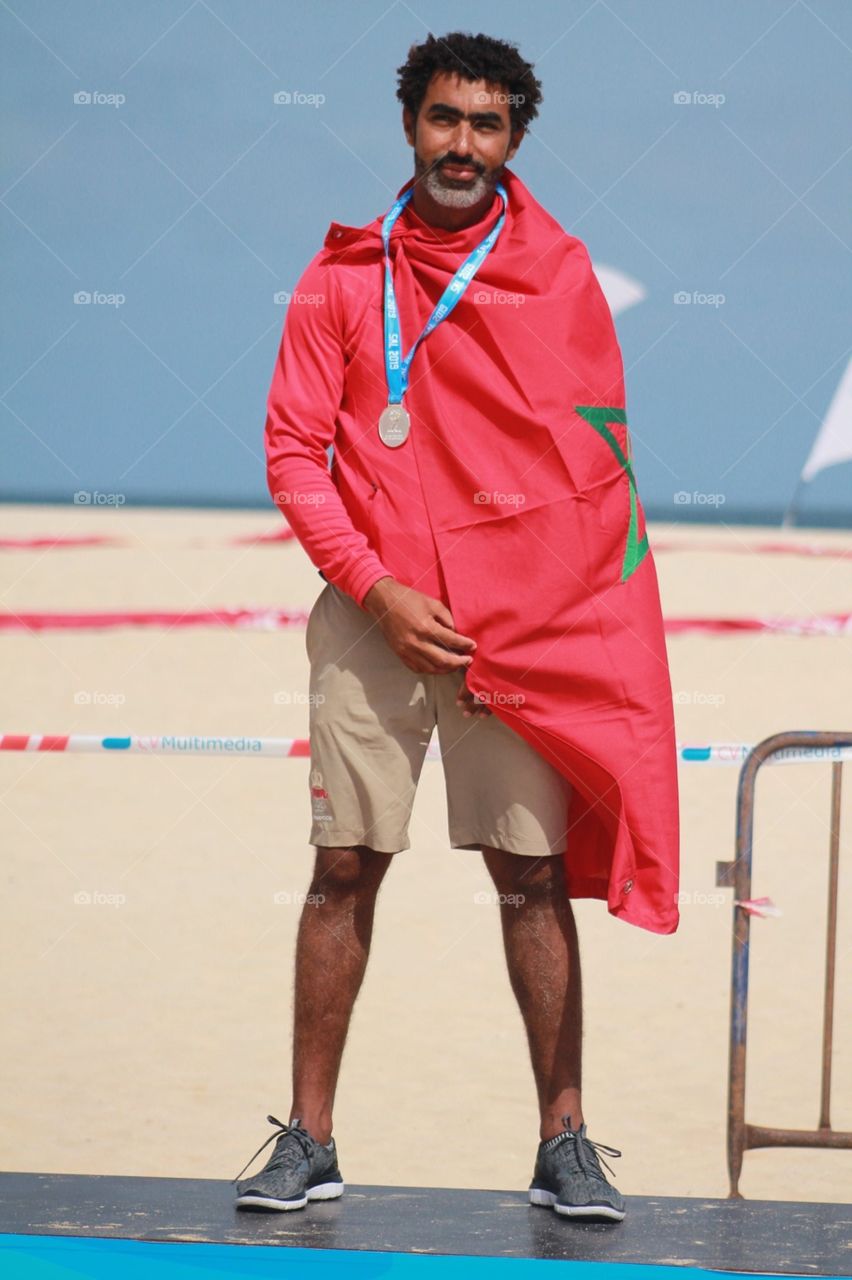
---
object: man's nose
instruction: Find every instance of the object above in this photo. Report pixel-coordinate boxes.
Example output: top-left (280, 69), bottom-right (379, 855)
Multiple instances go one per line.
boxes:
top-left (450, 120), bottom-right (475, 157)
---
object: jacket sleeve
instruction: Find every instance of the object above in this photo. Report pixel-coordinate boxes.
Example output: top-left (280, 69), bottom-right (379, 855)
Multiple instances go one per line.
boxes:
top-left (264, 252), bottom-right (392, 607)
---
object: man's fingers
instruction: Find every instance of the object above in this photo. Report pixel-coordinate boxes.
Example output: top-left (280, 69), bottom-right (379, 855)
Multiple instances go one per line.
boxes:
top-left (429, 603), bottom-right (476, 652)
top-left (430, 620), bottom-right (477, 653)
top-left (430, 600), bottom-right (456, 629)
top-left (461, 701), bottom-right (492, 718)
top-left (408, 642), bottom-right (473, 673)
top-left (455, 681), bottom-right (492, 718)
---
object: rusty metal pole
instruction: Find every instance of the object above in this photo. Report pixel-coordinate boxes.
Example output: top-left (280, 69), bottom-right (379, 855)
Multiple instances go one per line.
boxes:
top-left (818, 761), bottom-right (843, 1132)
top-left (724, 732), bottom-right (852, 1199)
top-left (726, 740), bottom-right (760, 1199)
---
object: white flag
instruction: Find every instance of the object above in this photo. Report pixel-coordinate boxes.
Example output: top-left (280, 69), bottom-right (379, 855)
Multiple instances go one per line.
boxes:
top-left (801, 356), bottom-right (852, 482)
top-left (592, 264), bottom-right (646, 317)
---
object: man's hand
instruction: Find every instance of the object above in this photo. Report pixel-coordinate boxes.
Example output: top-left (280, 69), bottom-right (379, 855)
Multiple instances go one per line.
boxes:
top-left (456, 677), bottom-right (492, 719)
top-left (362, 577), bottom-right (477, 675)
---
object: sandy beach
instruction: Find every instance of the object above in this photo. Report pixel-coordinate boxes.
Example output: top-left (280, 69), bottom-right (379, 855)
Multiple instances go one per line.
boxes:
top-left (1, 503), bottom-right (850, 1204)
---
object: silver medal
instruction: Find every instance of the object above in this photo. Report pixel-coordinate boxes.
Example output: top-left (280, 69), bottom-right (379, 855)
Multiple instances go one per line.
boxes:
top-left (378, 402), bottom-right (411, 448)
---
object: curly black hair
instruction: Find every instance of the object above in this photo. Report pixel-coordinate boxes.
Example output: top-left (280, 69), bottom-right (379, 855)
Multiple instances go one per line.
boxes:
top-left (396, 31), bottom-right (542, 133)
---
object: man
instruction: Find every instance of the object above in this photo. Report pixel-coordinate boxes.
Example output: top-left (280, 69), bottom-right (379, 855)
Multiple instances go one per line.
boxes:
top-left (233, 31), bottom-right (679, 1223)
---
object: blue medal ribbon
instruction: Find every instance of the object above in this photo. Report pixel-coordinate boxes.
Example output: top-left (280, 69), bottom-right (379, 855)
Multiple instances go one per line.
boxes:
top-left (380, 181), bottom-right (508, 407)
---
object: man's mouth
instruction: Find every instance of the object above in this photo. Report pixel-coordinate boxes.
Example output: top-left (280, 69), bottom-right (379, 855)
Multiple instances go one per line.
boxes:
top-left (441, 162), bottom-right (479, 180)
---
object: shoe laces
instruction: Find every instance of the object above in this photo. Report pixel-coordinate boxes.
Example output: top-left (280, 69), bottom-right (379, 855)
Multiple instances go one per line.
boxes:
top-left (232, 1114), bottom-right (317, 1184)
top-left (548, 1115), bottom-right (622, 1183)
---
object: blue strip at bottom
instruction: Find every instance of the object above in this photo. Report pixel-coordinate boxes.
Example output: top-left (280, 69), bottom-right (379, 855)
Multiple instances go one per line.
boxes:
top-left (2, 1233), bottom-right (838, 1280)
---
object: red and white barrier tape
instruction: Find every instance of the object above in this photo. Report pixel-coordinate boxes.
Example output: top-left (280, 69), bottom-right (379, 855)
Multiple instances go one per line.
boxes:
top-left (2, 733), bottom-right (851, 766)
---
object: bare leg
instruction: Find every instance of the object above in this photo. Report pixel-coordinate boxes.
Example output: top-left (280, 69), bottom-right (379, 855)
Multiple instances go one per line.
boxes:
top-left (481, 847), bottom-right (583, 1141)
top-left (290, 845), bottom-right (394, 1144)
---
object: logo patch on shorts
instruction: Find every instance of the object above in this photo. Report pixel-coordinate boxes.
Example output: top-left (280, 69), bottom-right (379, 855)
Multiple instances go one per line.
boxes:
top-left (310, 768), bottom-right (334, 823)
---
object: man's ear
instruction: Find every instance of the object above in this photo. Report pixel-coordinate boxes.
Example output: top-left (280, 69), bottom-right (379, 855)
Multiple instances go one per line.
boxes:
top-left (402, 106), bottom-right (416, 147)
top-left (505, 126), bottom-right (525, 163)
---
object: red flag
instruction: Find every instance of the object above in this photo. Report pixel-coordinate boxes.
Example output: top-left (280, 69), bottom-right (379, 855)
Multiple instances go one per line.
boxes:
top-left (267, 166), bottom-right (680, 935)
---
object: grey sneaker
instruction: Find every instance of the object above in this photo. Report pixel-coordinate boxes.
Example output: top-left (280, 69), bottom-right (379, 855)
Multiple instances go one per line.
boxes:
top-left (233, 1114), bottom-right (344, 1211)
top-left (529, 1114), bottom-right (626, 1221)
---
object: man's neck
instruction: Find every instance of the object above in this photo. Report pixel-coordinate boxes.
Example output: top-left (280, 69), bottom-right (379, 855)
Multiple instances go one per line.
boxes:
top-left (410, 181), bottom-right (496, 232)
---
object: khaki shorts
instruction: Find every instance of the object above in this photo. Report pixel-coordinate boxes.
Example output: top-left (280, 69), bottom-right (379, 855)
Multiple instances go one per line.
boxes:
top-left (305, 583), bottom-right (572, 856)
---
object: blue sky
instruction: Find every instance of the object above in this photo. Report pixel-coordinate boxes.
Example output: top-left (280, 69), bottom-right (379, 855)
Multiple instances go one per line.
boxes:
top-left (2, 0), bottom-right (850, 525)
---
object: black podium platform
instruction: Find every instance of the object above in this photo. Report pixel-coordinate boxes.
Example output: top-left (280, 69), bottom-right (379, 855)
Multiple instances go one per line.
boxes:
top-left (0, 1172), bottom-right (849, 1275)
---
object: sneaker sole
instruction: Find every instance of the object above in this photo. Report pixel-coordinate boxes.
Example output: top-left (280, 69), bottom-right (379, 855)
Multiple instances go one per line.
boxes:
top-left (529, 1186), bottom-right (625, 1221)
top-left (235, 1180), bottom-right (345, 1212)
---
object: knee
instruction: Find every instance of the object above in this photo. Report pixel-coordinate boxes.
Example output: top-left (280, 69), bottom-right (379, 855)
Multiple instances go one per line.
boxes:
top-left (310, 844), bottom-right (393, 900)
top-left (482, 847), bottom-right (565, 900)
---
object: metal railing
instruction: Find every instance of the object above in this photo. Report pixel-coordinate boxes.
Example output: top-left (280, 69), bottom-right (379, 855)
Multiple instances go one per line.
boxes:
top-left (716, 729), bottom-right (852, 1198)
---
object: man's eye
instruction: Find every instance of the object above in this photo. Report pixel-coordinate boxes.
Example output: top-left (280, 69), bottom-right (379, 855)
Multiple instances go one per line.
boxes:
top-left (430, 114), bottom-right (499, 129)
